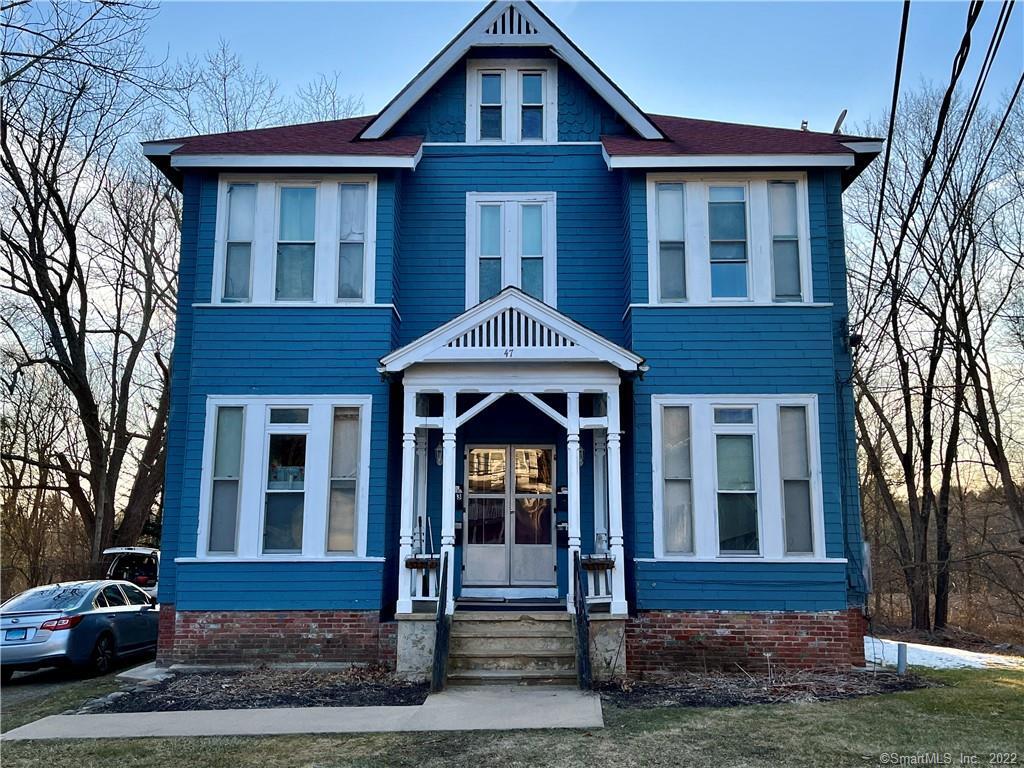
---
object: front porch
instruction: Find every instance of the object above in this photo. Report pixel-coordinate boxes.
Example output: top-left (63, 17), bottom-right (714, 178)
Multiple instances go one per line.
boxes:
top-left (380, 289), bottom-right (643, 620)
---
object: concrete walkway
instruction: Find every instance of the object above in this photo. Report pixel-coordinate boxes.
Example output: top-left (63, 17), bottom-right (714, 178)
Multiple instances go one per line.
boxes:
top-left (2, 685), bottom-right (603, 741)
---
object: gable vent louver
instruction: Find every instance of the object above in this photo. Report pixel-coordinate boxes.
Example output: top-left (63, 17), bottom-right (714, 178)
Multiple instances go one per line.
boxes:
top-left (448, 308), bottom-right (576, 350)
top-left (484, 5), bottom-right (537, 35)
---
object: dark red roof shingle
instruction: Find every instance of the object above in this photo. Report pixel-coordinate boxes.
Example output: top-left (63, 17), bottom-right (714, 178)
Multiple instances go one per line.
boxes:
top-left (603, 114), bottom-right (878, 157)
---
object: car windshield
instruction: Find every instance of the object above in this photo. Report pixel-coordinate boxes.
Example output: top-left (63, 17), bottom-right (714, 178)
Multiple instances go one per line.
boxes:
top-left (1, 584), bottom-right (91, 612)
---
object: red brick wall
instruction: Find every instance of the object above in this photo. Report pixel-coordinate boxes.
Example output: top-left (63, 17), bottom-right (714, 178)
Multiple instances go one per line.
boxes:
top-left (161, 608), bottom-right (397, 668)
top-left (626, 608), bottom-right (867, 676)
top-left (156, 602), bottom-right (177, 666)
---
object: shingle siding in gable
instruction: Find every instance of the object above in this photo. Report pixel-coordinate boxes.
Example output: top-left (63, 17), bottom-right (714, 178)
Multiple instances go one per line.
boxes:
top-left (558, 65), bottom-right (631, 141)
top-left (390, 61), bottom-right (466, 142)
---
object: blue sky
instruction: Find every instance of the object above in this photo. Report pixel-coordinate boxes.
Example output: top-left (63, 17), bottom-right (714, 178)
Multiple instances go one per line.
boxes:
top-left (145, 1), bottom-right (1022, 133)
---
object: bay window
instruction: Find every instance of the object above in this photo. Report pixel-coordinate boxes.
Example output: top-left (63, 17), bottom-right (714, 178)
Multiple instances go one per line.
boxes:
top-left (214, 176), bottom-right (377, 305)
top-left (199, 396), bottom-right (372, 559)
top-left (647, 174), bottom-right (810, 304)
top-left (652, 395), bottom-right (824, 560)
top-left (466, 192), bottom-right (556, 307)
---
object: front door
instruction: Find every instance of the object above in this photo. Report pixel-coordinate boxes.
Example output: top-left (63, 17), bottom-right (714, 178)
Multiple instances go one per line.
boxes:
top-left (463, 445), bottom-right (556, 587)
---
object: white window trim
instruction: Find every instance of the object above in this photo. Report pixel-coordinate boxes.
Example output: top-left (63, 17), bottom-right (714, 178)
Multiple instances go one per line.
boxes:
top-left (466, 59), bottom-right (558, 145)
top-left (646, 173), bottom-right (812, 306)
top-left (465, 191), bottom-right (557, 308)
top-left (197, 395), bottom-right (374, 560)
top-left (213, 174), bottom-right (377, 306)
top-left (651, 394), bottom-right (827, 561)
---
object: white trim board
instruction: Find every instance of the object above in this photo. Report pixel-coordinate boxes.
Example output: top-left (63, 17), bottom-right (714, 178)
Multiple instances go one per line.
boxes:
top-left (603, 146), bottom-right (855, 170)
top-left (169, 150), bottom-right (422, 170)
top-left (360, 1), bottom-right (661, 141)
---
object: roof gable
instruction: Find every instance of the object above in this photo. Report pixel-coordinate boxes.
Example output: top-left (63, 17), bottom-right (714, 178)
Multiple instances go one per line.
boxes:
top-left (360, 1), bottom-right (662, 141)
top-left (379, 288), bottom-right (644, 373)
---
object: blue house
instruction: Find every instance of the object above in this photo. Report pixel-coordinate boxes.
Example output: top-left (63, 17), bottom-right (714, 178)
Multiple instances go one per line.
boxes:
top-left (145, 1), bottom-right (880, 680)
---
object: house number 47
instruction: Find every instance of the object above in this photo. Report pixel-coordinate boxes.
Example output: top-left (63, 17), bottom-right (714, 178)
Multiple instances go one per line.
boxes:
top-left (503, 348), bottom-right (514, 357)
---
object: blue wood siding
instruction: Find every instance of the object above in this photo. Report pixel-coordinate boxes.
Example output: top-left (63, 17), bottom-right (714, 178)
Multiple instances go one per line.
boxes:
top-left (396, 144), bottom-right (629, 344)
top-left (558, 65), bottom-right (630, 141)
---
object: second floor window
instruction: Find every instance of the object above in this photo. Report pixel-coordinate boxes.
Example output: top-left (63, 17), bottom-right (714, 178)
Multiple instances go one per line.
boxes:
top-left (648, 175), bottom-right (810, 305)
top-left (467, 60), bottom-right (555, 144)
top-left (215, 176), bottom-right (376, 305)
top-left (466, 192), bottom-right (557, 307)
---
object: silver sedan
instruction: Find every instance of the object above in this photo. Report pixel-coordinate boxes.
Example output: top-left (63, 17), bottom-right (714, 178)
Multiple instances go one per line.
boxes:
top-left (0, 580), bottom-right (159, 683)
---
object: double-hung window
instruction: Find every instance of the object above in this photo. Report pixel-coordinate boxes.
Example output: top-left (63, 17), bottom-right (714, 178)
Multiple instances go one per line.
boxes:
top-left (769, 182), bottom-right (802, 301)
top-left (708, 186), bottom-right (749, 299)
top-left (655, 183), bottom-right (686, 301)
top-left (201, 397), bottom-right (371, 559)
top-left (467, 60), bottom-right (555, 144)
top-left (713, 407), bottom-right (759, 554)
top-left (223, 184), bottom-right (255, 302)
top-left (661, 405), bottom-right (693, 554)
top-left (215, 177), bottom-right (376, 305)
top-left (779, 405), bottom-right (814, 554)
top-left (466, 192), bottom-right (556, 307)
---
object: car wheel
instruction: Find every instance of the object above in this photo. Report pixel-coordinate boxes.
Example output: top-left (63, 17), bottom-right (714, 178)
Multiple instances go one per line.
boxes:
top-left (89, 634), bottom-right (116, 676)
top-left (1, 668), bottom-right (12, 685)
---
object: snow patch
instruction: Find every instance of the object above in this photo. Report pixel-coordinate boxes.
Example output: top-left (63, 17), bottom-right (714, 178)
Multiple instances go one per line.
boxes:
top-left (864, 636), bottom-right (1024, 670)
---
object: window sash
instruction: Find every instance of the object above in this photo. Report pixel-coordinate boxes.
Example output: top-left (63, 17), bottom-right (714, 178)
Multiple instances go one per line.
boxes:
top-left (209, 406), bottom-right (244, 553)
top-left (471, 198), bottom-right (552, 304)
top-left (713, 423), bottom-right (759, 555)
top-left (479, 72), bottom-right (503, 141)
top-left (520, 71), bottom-right (544, 141)
top-left (779, 405), bottom-right (814, 554)
top-left (223, 184), bottom-right (256, 302)
top-left (708, 186), bottom-right (749, 299)
top-left (661, 405), bottom-right (693, 555)
top-left (338, 183), bottom-right (368, 301)
top-left (328, 407), bottom-right (361, 553)
top-left (770, 181), bottom-right (802, 301)
top-left (656, 183), bottom-right (686, 301)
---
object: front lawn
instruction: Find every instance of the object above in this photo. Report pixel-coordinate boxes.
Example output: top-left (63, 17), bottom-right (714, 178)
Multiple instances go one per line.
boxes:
top-left (2, 669), bottom-right (1021, 767)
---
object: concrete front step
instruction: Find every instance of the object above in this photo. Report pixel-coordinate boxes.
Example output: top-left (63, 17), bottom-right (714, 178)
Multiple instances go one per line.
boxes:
top-left (449, 650), bottom-right (576, 673)
top-left (446, 669), bottom-right (578, 686)
top-left (450, 634), bottom-right (575, 653)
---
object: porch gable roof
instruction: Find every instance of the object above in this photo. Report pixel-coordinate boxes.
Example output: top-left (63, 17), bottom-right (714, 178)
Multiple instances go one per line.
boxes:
top-left (379, 288), bottom-right (644, 373)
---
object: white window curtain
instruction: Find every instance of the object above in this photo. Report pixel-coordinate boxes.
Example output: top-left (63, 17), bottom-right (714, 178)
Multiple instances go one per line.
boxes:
top-left (779, 405), bottom-right (813, 553)
top-left (209, 406), bottom-right (244, 552)
top-left (662, 405), bottom-right (693, 554)
top-left (656, 183), bottom-right (686, 301)
top-left (338, 184), bottom-right (367, 300)
top-left (276, 187), bottom-right (317, 301)
top-left (328, 407), bottom-right (361, 553)
top-left (770, 182), bottom-right (801, 301)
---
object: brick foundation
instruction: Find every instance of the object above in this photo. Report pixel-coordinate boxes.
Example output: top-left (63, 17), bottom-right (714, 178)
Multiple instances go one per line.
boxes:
top-left (159, 607), bottom-right (397, 668)
top-left (626, 608), bottom-right (867, 676)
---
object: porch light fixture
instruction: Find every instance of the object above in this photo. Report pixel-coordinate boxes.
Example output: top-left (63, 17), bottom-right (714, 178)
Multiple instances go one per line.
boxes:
top-left (434, 442), bottom-right (444, 466)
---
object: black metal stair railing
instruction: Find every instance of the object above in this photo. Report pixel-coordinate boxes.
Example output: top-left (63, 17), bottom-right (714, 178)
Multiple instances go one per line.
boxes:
top-left (572, 550), bottom-right (592, 690)
top-left (430, 551), bottom-right (451, 692)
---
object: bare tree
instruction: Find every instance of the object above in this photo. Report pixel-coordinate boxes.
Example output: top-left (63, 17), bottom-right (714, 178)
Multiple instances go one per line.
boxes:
top-left (295, 71), bottom-right (364, 123)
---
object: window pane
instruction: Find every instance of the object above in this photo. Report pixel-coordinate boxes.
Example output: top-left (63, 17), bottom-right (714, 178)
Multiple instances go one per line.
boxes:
top-left (339, 184), bottom-right (367, 241)
top-left (279, 187), bottom-right (316, 241)
top-left (710, 262), bottom-right (748, 298)
top-left (209, 480), bottom-right (239, 552)
top-left (481, 73), bottom-right (502, 103)
top-left (514, 448), bottom-right (552, 494)
top-left (521, 204), bottom-right (542, 255)
top-left (468, 448), bottom-right (506, 493)
top-left (479, 258), bottom-right (501, 300)
top-left (784, 480), bottom-right (813, 553)
top-left (515, 498), bottom-right (552, 545)
top-left (709, 201), bottom-right (746, 241)
top-left (264, 493), bottom-right (303, 551)
top-left (331, 407), bottom-right (360, 479)
top-left (213, 407), bottom-right (243, 477)
top-left (521, 257), bottom-right (543, 299)
top-left (710, 241), bottom-right (747, 261)
top-left (521, 73), bottom-right (542, 103)
top-left (224, 243), bottom-right (251, 301)
top-left (227, 184), bottom-right (256, 241)
top-left (716, 434), bottom-right (755, 491)
top-left (338, 242), bottom-right (364, 299)
top-left (328, 479), bottom-right (356, 552)
top-left (718, 493), bottom-right (759, 552)
top-left (480, 106), bottom-right (502, 139)
top-left (267, 434), bottom-right (306, 490)
top-left (770, 182), bottom-right (798, 238)
top-left (659, 243), bottom-right (686, 300)
top-left (102, 586), bottom-right (127, 607)
top-left (714, 407), bottom-right (753, 425)
top-left (709, 186), bottom-right (745, 203)
top-left (269, 407), bottom-right (308, 424)
top-left (521, 106), bottom-right (543, 139)
top-left (664, 479), bottom-right (693, 554)
top-left (779, 406), bottom-right (810, 477)
top-left (467, 498), bottom-right (505, 544)
top-left (480, 206), bottom-right (501, 256)
top-left (656, 184), bottom-right (685, 242)
top-left (662, 406), bottom-right (691, 478)
top-left (773, 240), bottom-right (801, 300)
top-left (276, 244), bottom-right (315, 300)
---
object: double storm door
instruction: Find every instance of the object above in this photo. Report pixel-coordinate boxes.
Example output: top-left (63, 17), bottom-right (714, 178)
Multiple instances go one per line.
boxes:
top-left (464, 446), bottom-right (556, 586)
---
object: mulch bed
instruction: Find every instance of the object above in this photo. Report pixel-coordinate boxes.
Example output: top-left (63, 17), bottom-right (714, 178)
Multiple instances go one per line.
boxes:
top-left (596, 668), bottom-right (928, 708)
top-left (92, 666), bottom-right (430, 713)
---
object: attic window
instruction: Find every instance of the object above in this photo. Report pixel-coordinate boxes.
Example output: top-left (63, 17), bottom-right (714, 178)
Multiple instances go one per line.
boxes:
top-left (467, 60), bottom-right (556, 144)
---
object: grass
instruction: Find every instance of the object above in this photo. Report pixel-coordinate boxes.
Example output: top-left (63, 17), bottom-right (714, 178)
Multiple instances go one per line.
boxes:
top-left (1, 674), bottom-right (123, 734)
top-left (1, 669), bottom-right (1021, 767)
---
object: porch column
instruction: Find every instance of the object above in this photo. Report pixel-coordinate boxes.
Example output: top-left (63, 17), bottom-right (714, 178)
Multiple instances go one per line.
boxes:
top-left (440, 389), bottom-right (457, 613)
top-left (566, 392), bottom-right (581, 612)
top-left (396, 388), bottom-right (417, 614)
top-left (606, 387), bottom-right (628, 615)
top-left (593, 430), bottom-right (608, 552)
top-left (414, 430), bottom-right (428, 552)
